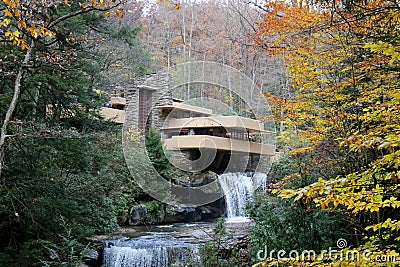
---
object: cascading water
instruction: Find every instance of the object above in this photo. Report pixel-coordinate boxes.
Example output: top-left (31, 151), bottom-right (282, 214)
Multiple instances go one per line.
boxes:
top-left (103, 174), bottom-right (267, 266)
top-left (103, 227), bottom-right (201, 267)
top-left (104, 246), bottom-right (169, 267)
top-left (218, 172), bottom-right (267, 222)
top-left (104, 245), bottom-right (199, 267)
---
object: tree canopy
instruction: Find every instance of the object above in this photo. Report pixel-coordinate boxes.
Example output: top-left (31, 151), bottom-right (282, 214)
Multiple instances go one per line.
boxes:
top-left (252, 0), bottom-right (400, 266)
top-left (0, 1), bottom-right (151, 265)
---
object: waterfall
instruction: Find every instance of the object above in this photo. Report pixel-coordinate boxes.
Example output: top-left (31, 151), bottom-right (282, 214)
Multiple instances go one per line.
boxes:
top-left (103, 173), bottom-right (267, 266)
top-left (104, 246), bottom-right (167, 267)
top-left (103, 239), bottom-right (200, 267)
top-left (218, 172), bottom-right (267, 221)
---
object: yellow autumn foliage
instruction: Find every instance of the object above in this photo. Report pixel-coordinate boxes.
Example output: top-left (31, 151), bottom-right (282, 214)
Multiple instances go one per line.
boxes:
top-left (254, 0), bottom-right (400, 265)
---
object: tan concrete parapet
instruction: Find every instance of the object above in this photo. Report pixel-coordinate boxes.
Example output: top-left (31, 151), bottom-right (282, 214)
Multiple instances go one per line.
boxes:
top-left (164, 135), bottom-right (275, 156)
top-left (99, 108), bottom-right (125, 124)
top-left (110, 97), bottom-right (126, 106)
top-left (163, 116), bottom-right (274, 134)
top-left (155, 102), bottom-right (213, 116)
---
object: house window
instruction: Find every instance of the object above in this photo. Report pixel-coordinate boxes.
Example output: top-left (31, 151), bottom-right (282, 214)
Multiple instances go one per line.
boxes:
top-left (139, 89), bottom-right (153, 129)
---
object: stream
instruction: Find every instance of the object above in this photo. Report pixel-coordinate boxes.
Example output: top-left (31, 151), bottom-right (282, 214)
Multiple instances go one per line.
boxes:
top-left (103, 173), bottom-right (266, 267)
top-left (103, 223), bottom-right (204, 267)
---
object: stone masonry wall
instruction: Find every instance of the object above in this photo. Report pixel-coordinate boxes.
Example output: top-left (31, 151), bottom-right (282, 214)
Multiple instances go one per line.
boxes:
top-left (146, 72), bottom-right (173, 130)
top-left (124, 75), bottom-right (149, 130)
top-left (125, 72), bottom-right (173, 130)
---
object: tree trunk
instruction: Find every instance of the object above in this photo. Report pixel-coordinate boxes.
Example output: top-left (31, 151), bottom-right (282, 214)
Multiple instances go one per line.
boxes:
top-left (32, 86), bottom-right (40, 121)
top-left (0, 42), bottom-right (34, 179)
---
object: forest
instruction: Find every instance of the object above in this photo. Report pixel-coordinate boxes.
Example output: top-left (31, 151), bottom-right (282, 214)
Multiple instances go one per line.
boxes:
top-left (0, 0), bottom-right (399, 266)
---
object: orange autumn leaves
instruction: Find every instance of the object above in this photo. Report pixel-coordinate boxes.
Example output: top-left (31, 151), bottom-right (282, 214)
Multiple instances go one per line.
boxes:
top-left (254, 1), bottom-right (400, 265)
top-left (255, 0), bottom-right (327, 56)
top-left (2, 0), bottom-right (53, 49)
top-left (1, 0), bottom-right (128, 50)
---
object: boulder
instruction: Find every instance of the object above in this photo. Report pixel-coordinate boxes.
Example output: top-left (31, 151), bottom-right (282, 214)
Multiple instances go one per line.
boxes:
top-left (203, 170), bottom-right (218, 184)
top-left (198, 198), bottom-right (225, 220)
top-left (128, 204), bottom-right (148, 225)
top-left (127, 203), bottom-right (166, 225)
top-left (83, 249), bottom-right (101, 267)
top-left (164, 206), bottom-right (202, 222)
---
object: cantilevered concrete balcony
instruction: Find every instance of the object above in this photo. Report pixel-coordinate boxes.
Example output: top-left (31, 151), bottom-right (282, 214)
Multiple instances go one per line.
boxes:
top-left (99, 108), bottom-right (125, 124)
top-left (163, 116), bottom-right (272, 133)
top-left (98, 97), bottom-right (126, 124)
top-left (164, 135), bottom-right (275, 156)
top-left (109, 97), bottom-right (126, 106)
top-left (155, 102), bottom-right (213, 116)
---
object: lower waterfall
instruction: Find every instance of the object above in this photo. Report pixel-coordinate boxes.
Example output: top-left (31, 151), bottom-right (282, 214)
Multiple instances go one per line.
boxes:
top-left (218, 172), bottom-right (267, 221)
top-left (103, 173), bottom-right (267, 266)
top-left (103, 237), bottom-right (200, 267)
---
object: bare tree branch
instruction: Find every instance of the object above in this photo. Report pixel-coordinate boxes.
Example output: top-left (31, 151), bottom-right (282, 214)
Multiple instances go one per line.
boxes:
top-left (247, 0), bottom-right (269, 12)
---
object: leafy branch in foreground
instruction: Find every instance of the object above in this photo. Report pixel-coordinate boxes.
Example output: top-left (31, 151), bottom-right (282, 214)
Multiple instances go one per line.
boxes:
top-left (253, 0), bottom-right (400, 266)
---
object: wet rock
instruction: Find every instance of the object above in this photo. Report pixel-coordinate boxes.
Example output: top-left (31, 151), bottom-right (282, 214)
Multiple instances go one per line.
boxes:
top-left (191, 229), bottom-right (210, 240)
top-left (145, 204), bottom-right (165, 224)
top-left (174, 179), bottom-right (190, 187)
top-left (85, 250), bottom-right (99, 261)
top-left (128, 204), bottom-right (148, 225)
top-left (128, 203), bottom-right (166, 225)
top-left (184, 170), bottom-right (218, 187)
top-left (203, 170), bottom-right (218, 184)
top-left (190, 177), bottom-right (204, 187)
top-left (199, 198), bottom-right (225, 221)
top-left (83, 249), bottom-right (101, 267)
top-left (164, 206), bottom-right (202, 222)
top-left (198, 205), bottom-right (224, 220)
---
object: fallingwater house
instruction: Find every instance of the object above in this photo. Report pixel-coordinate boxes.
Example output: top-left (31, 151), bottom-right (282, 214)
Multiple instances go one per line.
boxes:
top-left (100, 73), bottom-right (276, 175)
